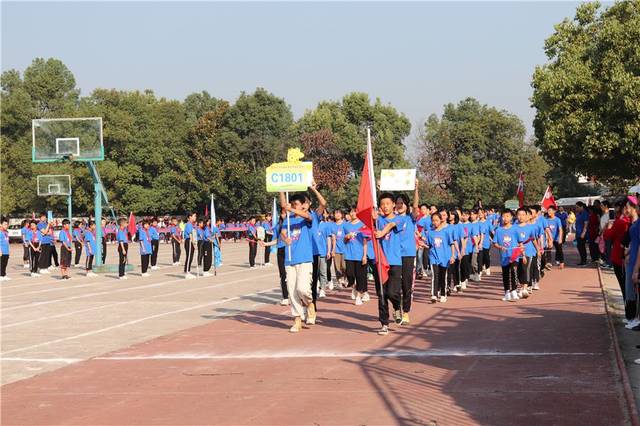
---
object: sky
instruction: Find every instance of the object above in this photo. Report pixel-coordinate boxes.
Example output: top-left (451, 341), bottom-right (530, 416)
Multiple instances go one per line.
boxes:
top-left (2, 1), bottom-right (587, 141)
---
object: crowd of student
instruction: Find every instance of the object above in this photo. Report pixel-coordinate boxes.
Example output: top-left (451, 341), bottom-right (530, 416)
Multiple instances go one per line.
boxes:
top-left (1, 189), bottom-right (638, 336)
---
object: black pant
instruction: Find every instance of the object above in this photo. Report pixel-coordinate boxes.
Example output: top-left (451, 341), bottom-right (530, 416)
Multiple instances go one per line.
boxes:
top-left (30, 244), bottom-right (40, 273)
top-left (553, 241), bottom-right (564, 263)
top-left (118, 243), bottom-right (128, 277)
top-left (23, 245), bottom-right (29, 262)
top-left (74, 242), bottom-right (83, 265)
top-left (369, 260), bottom-right (381, 294)
top-left (50, 244), bottom-right (59, 267)
top-left (172, 239), bottom-right (181, 263)
top-left (613, 264), bottom-right (625, 299)
top-left (576, 237), bottom-right (587, 263)
top-left (102, 239), bottom-right (107, 264)
top-left (277, 247), bottom-right (288, 299)
top-left (460, 254), bottom-right (471, 282)
top-left (60, 246), bottom-right (72, 269)
top-left (447, 258), bottom-right (460, 291)
top-left (151, 240), bottom-right (159, 266)
top-left (141, 254), bottom-right (150, 273)
top-left (249, 241), bottom-right (257, 267)
top-left (0, 254), bottom-right (8, 277)
top-left (312, 254), bottom-right (319, 303)
top-left (531, 254), bottom-right (540, 283)
top-left (184, 240), bottom-right (194, 273)
top-left (326, 256), bottom-right (333, 283)
top-left (197, 241), bottom-right (204, 266)
top-left (588, 239), bottom-right (600, 262)
top-left (86, 254), bottom-right (94, 271)
top-left (346, 260), bottom-right (368, 293)
top-left (501, 263), bottom-right (517, 292)
top-left (203, 241), bottom-right (213, 272)
top-left (517, 256), bottom-right (533, 285)
top-left (39, 244), bottom-right (51, 269)
top-left (376, 265), bottom-right (402, 326)
top-left (479, 248), bottom-right (490, 270)
top-left (401, 256), bottom-right (415, 312)
top-left (431, 264), bottom-right (447, 298)
top-left (264, 234), bottom-right (272, 263)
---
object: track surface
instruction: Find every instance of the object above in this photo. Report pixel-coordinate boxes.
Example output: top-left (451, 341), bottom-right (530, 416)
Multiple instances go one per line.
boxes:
top-left (1, 243), bottom-right (633, 425)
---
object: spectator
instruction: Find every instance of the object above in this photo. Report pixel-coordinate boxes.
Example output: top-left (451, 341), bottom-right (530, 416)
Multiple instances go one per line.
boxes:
top-left (587, 205), bottom-right (601, 264)
top-left (603, 200), bottom-right (630, 310)
top-left (599, 201), bottom-right (613, 268)
top-left (575, 202), bottom-right (589, 266)
top-left (623, 196), bottom-right (639, 329)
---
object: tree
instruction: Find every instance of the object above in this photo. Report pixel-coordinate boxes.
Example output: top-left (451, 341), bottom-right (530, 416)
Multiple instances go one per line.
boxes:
top-left (531, 1), bottom-right (640, 181)
top-left (299, 129), bottom-right (351, 191)
top-left (416, 98), bottom-right (549, 207)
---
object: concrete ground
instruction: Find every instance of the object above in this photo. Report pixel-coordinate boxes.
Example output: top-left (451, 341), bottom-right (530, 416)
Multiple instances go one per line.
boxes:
top-left (1, 243), bottom-right (636, 425)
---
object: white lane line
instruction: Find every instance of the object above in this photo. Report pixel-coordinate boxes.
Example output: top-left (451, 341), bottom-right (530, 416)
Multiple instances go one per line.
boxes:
top-left (1, 272), bottom-right (278, 329)
top-left (2, 267), bottom-right (272, 312)
top-left (1, 287), bottom-right (280, 355)
top-left (1, 350), bottom-right (602, 364)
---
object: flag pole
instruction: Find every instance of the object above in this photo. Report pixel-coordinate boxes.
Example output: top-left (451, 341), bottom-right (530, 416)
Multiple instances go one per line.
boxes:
top-left (367, 126), bottom-right (385, 301)
top-left (211, 194), bottom-right (217, 276)
top-left (286, 191), bottom-right (292, 262)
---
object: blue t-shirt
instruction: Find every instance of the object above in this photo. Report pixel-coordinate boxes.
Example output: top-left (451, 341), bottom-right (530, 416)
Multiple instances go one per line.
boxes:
top-left (139, 228), bottom-right (152, 254)
top-left (459, 222), bottom-right (472, 255)
top-left (196, 227), bottom-right (205, 241)
top-left (376, 215), bottom-right (403, 266)
top-left (334, 221), bottom-right (346, 254)
top-left (0, 230), bottom-right (9, 254)
top-left (149, 226), bottom-right (159, 241)
top-left (204, 226), bottom-right (214, 242)
top-left (516, 224), bottom-right (537, 258)
top-left (117, 228), bottom-right (128, 243)
top-left (479, 220), bottom-right (492, 249)
top-left (73, 228), bottom-right (83, 242)
top-left (427, 227), bottom-right (453, 267)
top-left (21, 227), bottom-right (28, 246)
top-left (184, 222), bottom-right (196, 240)
top-left (58, 229), bottom-right (72, 248)
top-left (446, 224), bottom-right (462, 259)
top-left (575, 210), bottom-right (589, 237)
top-left (397, 214), bottom-right (417, 258)
top-left (416, 215), bottom-right (432, 232)
top-left (546, 216), bottom-right (562, 242)
top-left (494, 225), bottom-right (520, 266)
top-left (557, 211), bottom-right (568, 227)
top-left (84, 230), bottom-right (97, 254)
top-left (343, 220), bottom-right (365, 262)
top-left (284, 214), bottom-right (314, 266)
top-left (536, 216), bottom-right (549, 245)
top-left (309, 211), bottom-right (322, 256)
top-left (315, 221), bottom-right (330, 257)
top-left (38, 221), bottom-right (52, 245)
top-left (626, 220), bottom-right (640, 275)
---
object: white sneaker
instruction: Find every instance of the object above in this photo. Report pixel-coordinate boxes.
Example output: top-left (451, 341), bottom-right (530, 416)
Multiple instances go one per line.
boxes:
top-left (461, 280), bottom-right (467, 290)
top-left (522, 288), bottom-right (530, 298)
top-left (265, 262), bottom-right (273, 267)
top-left (23, 264), bottom-right (30, 269)
top-left (87, 272), bottom-right (98, 277)
top-left (517, 290), bottom-right (523, 299)
top-left (328, 281), bottom-right (335, 291)
top-left (202, 271), bottom-right (212, 277)
top-left (0, 276), bottom-right (8, 281)
top-left (141, 272), bottom-right (150, 277)
top-left (485, 268), bottom-right (491, 276)
top-left (351, 288), bottom-right (357, 300)
top-left (440, 296), bottom-right (447, 303)
top-left (502, 291), bottom-right (512, 302)
top-left (31, 272), bottom-right (41, 277)
top-left (151, 266), bottom-right (159, 270)
top-left (355, 296), bottom-right (363, 306)
top-left (40, 269), bottom-right (50, 275)
top-left (510, 290), bottom-right (519, 301)
top-left (280, 298), bottom-right (290, 306)
top-left (73, 264), bottom-right (80, 268)
top-left (362, 292), bottom-right (371, 302)
top-left (625, 319), bottom-right (640, 329)
top-left (48, 266), bottom-right (55, 271)
top-left (532, 282), bottom-right (540, 290)
top-left (319, 289), bottom-right (326, 298)
top-left (185, 273), bottom-right (196, 280)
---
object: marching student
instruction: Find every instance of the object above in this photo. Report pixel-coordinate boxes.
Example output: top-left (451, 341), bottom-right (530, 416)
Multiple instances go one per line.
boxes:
top-left (138, 220), bottom-right (152, 277)
top-left (459, 210), bottom-right (473, 290)
top-left (424, 212), bottom-right (455, 303)
top-left (21, 219), bottom-right (30, 269)
top-left (73, 221), bottom-right (84, 268)
top-left (575, 201), bottom-right (590, 266)
top-left (528, 206), bottom-right (543, 290)
top-left (150, 217), bottom-right (160, 270)
top-left (101, 218), bottom-right (108, 264)
top-left (202, 218), bottom-right (214, 277)
top-left (170, 217), bottom-right (182, 265)
top-left (58, 219), bottom-right (73, 280)
top-left (516, 208), bottom-right (537, 298)
top-left (343, 206), bottom-right (368, 306)
top-left (183, 212), bottom-right (197, 279)
top-left (416, 204), bottom-right (434, 278)
top-left (196, 218), bottom-right (205, 271)
top-left (37, 214), bottom-right (52, 273)
top-left (304, 183), bottom-right (328, 305)
top-left (493, 209), bottom-right (521, 302)
top-left (546, 205), bottom-right (565, 268)
top-left (315, 214), bottom-right (332, 298)
top-left (395, 181), bottom-right (420, 325)
top-left (116, 218), bottom-right (129, 280)
top-left (0, 217), bottom-right (10, 281)
top-left (247, 217), bottom-right (258, 268)
top-left (26, 220), bottom-right (41, 277)
top-left (374, 192), bottom-right (404, 335)
top-left (84, 221), bottom-right (98, 277)
top-left (478, 209), bottom-right (493, 277)
top-left (332, 209), bottom-right (347, 289)
top-left (263, 213), bottom-right (274, 266)
top-left (446, 210), bottom-right (462, 294)
top-left (468, 209), bottom-right (482, 281)
top-left (279, 191), bottom-right (316, 333)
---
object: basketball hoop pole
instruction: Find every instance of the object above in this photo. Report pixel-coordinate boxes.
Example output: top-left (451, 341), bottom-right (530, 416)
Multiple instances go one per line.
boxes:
top-left (67, 189), bottom-right (73, 223)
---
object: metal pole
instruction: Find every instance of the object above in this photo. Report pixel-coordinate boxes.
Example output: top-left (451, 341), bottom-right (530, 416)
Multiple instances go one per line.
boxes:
top-left (286, 191), bottom-right (291, 262)
top-left (94, 180), bottom-right (103, 267)
top-left (67, 190), bottom-right (72, 223)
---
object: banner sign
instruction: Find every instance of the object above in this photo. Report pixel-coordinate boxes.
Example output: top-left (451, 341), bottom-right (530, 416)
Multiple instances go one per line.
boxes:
top-left (266, 148), bottom-right (313, 192)
top-left (379, 169), bottom-right (416, 191)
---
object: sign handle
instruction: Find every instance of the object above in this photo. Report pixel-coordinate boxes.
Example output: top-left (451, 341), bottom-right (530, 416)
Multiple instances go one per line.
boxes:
top-left (286, 191), bottom-right (292, 262)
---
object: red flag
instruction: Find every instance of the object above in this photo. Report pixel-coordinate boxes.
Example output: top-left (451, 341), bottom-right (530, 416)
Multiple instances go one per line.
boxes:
top-left (356, 130), bottom-right (389, 285)
top-left (516, 172), bottom-right (525, 208)
top-left (510, 246), bottom-right (524, 263)
top-left (204, 204), bottom-right (209, 217)
top-left (540, 185), bottom-right (556, 211)
top-left (128, 212), bottom-right (137, 238)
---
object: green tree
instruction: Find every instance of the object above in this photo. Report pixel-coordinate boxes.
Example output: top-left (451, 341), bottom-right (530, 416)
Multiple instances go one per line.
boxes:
top-left (531, 1), bottom-right (640, 181)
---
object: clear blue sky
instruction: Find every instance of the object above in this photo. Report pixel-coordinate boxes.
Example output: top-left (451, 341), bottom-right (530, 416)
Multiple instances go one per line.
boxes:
top-left (2, 1), bottom-right (586, 139)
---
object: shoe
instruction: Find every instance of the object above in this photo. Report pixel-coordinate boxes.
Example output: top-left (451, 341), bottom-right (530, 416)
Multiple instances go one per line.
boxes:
top-left (319, 289), bottom-right (327, 298)
top-left (280, 298), bottom-right (290, 306)
top-left (202, 271), bottom-right (212, 277)
top-left (430, 296), bottom-right (438, 303)
top-left (394, 310), bottom-right (402, 324)
top-left (485, 268), bottom-right (491, 276)
top-left (517, 290), bottom-right (523, 298)
top-left (377, 325), bottom-right (389, 336)
top-left (510, 290), bottom-right (519, 301)
top-left (502, 291), bottom-right (512, 302)
top-left (545, 264), bottom-right (552, 271)
top-left (306, 304), bottom-right (316, 325)
top-left (554, 261), bottom-right (560, 266)
top-left (265, 262), bottom-right (273, 267)
top-left (440, 296), bottom-right (447, 303)
top-left (559, 263), bottom-right (565, 269)
top-left (532, 282), bottom-right (540, 290)
top-left (455, 285), bottom-right (461, 293)
top-left (625, 319), bottom-right (640, 329)
top-left (141, 272), bottom-right (150, 277)
top-left (289, 317), bottom-right (302, 333)
top-left (362, 292), bottom-right (371, 302)
top-left (0, 276), bottom-right (8, 281)
top-left (31, 272), bottom-right (41, 277)
top-left (185, 273), bottom-right (196, 280)
top-left (461, 280), bottom-right (467, 290)
top-left (355, 296), bottom-right (363, 306)
top-left (351, 288), bottom-right (357, 300)
top-left (87, 272), bottom-right (98, 277)
top-left (328, 281), bottom-right (334, 291)
top-left (577, 262), bottom-right (587, 267)
top-left (522, 288), bottom-right (530, 298)
top-left (401, 312), bottom-right (410, 325)
top-left (40, 269), bottom-right (50, 275)
top-left (151, 266), bottom-right (159, 270)
top-left (23, 264), bottom-right (30, 269)
top-left (119, 276), bottom-right (128, 280)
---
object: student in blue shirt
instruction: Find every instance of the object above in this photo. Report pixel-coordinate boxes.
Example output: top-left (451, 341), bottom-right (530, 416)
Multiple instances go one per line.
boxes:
top-left (149, 217), bottom-right (160, 270)
top-left (332, 209), bottom-right (347, 289)
top-left (575, 202), bottom-right (590, 265)
top-left (183, 212), bottom-right (197, 278)
top-left (139, 220), bottom-right (152, 276)
top-left (26, 220), bottom-right (42, 276)
top-left (37, 214), bottom-right (53, 273)
top-left (84, 221), bottom-right (98, 277)
top-left (445, 210), bottom-right (463, 295)
top-left (477, 209), bottom-right (493, 278)
top-left (374, 192), bottom-right (405, 335)
top-left (116, 218), bottom-right (129, 279)
top-left (343, 207), bottom-right (368, 305)
top-left (263, 214), bottom-right (274, 266)
top-left (557, 207), bottom-right (569, 244)
top-left (316, 216), bottom-right (331, 298)
top-left (425, 212), bottom-right (455, 303)
top-left (246, 217), bottom-right (258, 268)
top-left (202, 218), bottom-right (215, 277)
top-left (493, 209), bottom-right (522, 302)
top-left (459, 210), bottom-right (472, 289)
top-left (169, 217), bottom-right (182, 265)
top-left (58, 219), bottom-right (73, 280)
top-left (196, 218), bottom-right (206, 271)
top-left (0, 217), bottom-right (10, 281)
top-left (515, 208), bottom-right (538, 297)
top-left (260, 210), bottom-right (289, 305)
top-left (20, 220), bottom-right (30, 269)
top-left (546, 205), bottom-right (564, 268)
top-left (73, 222), bottom-right (84, 267)
top-left (468, 209), bottom-right (482, 281)
top-left (100, 219), bottom-right (108, 265)
top-left (394, 182), bottom-right (420, 325)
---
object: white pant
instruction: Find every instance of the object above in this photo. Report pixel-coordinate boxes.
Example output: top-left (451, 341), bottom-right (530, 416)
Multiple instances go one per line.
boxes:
top-left (285, 262), bottom-right (313, 317)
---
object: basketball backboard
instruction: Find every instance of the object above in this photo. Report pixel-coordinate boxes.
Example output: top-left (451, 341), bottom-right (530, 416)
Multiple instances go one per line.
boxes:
top-left (32, 117), bottom-right (103, 162)
top-left (37, 175), bottom-right (71, 196)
